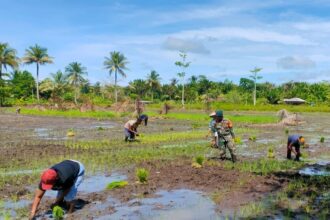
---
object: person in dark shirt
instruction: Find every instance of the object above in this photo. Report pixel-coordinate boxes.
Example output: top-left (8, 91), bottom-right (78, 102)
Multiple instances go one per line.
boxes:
top-left (29, 160), bottom-right (85, 219)
top-left (287, 135), bottom-right (305, 161)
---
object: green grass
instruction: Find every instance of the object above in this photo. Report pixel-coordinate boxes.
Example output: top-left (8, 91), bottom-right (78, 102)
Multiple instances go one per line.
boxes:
top-left (136, 168), bottom-right (149, 183)
top-left (106, 181), bottom-right (128, 190)
top-left (224, 159), bottom-right (305, 175)
top-left (147, 111), bottom-right (278, 124)
top-left (17, 108), bottom-right (116, 119)
top-left (195, 155), bottom-right (205, 166)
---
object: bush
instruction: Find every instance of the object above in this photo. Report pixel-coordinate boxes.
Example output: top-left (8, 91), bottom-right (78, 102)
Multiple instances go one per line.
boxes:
top-left (136, 168), bottom-right (149, 183)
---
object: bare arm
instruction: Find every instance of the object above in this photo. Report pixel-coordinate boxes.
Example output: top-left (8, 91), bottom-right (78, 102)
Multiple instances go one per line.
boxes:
top-left (288, 142), bottom-right (297, 155)
top-left (29, 189), bottom-right (45, 219)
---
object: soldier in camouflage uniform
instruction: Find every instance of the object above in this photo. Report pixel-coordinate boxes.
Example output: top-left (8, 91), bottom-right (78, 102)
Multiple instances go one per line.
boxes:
top-left (213, 110), bottom-right (237, 162)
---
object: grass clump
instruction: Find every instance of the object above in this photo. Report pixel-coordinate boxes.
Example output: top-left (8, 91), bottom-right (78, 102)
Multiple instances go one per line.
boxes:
top-left (52, 205), bottom-right (64, 220)
top-left (267, 148), bottom-right (275, 159)
top-left (136, 168), bottom-right (149, 183)
top-left (249, 135), bottom-right (257, 142)
top-left (320, 137), bottom-right (325, 143)
top-left (195, 155), bottom-right (205, 166)
top-left (234, 137), bottom-right (242, 144)
top-left (285, 128), bottom-right (289, 135)
top-left (106, 180), bottom-right (128, 190)
top-left (67, 128), bottom-right (75, 137)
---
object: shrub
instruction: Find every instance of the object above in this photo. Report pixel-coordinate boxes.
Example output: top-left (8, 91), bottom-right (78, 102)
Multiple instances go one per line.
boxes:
top-left (136, 168), bottom-right (149, 183)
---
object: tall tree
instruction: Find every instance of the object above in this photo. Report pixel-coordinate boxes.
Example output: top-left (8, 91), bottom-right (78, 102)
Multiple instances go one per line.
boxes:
top-left (175, 51), bottom-right (190, 108)
top-left (22, 44), bottom-right (53, 102)
top-left (249, 67), bottom-right (262, 106)
top-left (146, 70), bottom-right (161, 101)
top-left (0, 43), bottom-right (19, 80)
top-left (103, 51), bottom-right (128, 103)
top-left (10, 70), bottom-right (35, 99)
top-left (65, 62), bottom-right (87, 105)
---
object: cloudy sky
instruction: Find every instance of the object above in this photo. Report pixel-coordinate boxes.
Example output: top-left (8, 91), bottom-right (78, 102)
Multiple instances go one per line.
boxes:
top-left (2, 0), bottom-right (330, 85)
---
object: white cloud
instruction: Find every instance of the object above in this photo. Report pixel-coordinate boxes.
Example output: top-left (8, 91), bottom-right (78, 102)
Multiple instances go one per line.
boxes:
top-left (163, 37), bottom-right (210, 54)
top-left (171, 27), bottom-right (315, 46)
top-left (277, 56), bottom-right (316, 69)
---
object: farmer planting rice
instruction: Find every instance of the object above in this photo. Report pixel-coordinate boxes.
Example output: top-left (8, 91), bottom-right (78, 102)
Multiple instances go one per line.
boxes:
top-left (124, 114), bottom-right (148, 142)
top-left (210, 110), bottom-right (237, 162)
top-left (29, 160), bottom-right (85, 219)
top-left (287, 135), bottom-right (305, 161)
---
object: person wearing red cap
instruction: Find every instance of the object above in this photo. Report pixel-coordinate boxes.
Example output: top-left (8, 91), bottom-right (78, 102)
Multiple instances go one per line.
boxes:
top-left (29, 160), bottom-right (84, 219)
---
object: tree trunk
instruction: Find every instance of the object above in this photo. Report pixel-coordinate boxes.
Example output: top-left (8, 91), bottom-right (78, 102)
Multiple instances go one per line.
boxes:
top-left (36, 63), bottom-right (40, 102)
top-left (182, 79), bottom-right (185, 108)
top-left (115, 70), bottom-right (118, 103)
top-left (74, 86), bottom-right (78, 105)
top-left (253, 76), bottom-right (256, 106)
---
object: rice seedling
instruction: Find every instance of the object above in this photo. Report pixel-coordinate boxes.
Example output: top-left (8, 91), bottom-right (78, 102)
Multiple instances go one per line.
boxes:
top-left (67, 128), bottom-right (75, 137)
top-left (285, 128), bottom-right (289, 135)
top-left (267, 148), bottom-right (275, 159)
top-left (234, 137), bottom-right (242, 144)
top-left (320, 137), bottom-right (325, 143)
top-left (106, 181), bottom-right (128, 190)
top-left (249, 135), bottom-right (257, 142)
top-left (195, 155), bottom-right (205, 166)
top-left (136, 168), bottom-right (149, 183)
top-left (52, 205), bottom-right (64, 220)
top-left (97, 126), bottom-right (104, 131)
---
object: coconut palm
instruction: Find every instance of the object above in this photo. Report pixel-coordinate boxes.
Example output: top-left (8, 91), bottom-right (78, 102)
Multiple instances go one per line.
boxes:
top-left (146, 70), bottom-right (161, 101)
top-left (22, 44), bottom-right (53, 102)
top-left (65, 62), bottom-right (87, 105)
top-left (40, 70), bottom-right (67, 99)
top-left (103, 51), bottom-right (128, 103)
top-left (0, 43), bottom-right (19, 80)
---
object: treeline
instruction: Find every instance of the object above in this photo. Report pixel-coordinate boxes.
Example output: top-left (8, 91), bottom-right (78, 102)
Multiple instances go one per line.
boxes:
top-left (1, 42), bottom-right (329, 107)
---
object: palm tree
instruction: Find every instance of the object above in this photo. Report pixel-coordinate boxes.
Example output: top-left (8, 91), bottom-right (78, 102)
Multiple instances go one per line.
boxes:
top-left (22, 44), bottom-right (53, 102)
top-left (65, 62), bottom-right (87, 105)
top-left (175, 51), bottom-right (190, 108)
top-left (0, 43), bottom-right (19, 80)
top-left (103, 51), bottom-right (128, 103)
top-left (146, 70), bottom-right (161, 101)
top-left (40, 70), bottom-right (67, 99)
top-left (249, 67), bottom-right (262, 106)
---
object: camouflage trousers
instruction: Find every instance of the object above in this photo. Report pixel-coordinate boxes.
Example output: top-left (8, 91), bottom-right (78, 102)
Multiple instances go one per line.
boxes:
top-left (218, 135), bottom-right (237, 162)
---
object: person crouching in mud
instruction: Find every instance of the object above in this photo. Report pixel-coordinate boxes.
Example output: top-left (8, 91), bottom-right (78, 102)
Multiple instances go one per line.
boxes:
top-left (124, 114), bottom-right (148, 142)
top-left (29, 160), bottom-right (85, 220)
top-left (287, 135), bottom-right (305, 161)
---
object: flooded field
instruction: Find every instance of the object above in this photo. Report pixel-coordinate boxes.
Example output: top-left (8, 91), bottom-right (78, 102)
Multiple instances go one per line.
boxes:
top-left (0, 111), bottom-right (329, 219)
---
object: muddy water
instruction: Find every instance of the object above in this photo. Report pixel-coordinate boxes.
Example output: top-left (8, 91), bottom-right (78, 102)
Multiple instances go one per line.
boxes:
top-left (299, 163), bottom-right (330, 176)
top-left (94, 189), bottom-right (221, 220)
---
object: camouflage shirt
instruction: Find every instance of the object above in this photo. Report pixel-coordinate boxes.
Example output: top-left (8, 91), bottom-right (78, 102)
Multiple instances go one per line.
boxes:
top-left (215, 119), bottom-right (235, 137)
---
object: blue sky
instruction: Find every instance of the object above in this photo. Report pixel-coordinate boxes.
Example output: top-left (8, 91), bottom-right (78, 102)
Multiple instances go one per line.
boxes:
top-left (2, 0), bottom-right (330, 85)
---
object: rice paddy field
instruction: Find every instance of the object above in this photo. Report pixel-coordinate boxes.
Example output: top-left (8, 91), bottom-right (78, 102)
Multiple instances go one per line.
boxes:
top-left (0, 108), bottom-right (329, 219)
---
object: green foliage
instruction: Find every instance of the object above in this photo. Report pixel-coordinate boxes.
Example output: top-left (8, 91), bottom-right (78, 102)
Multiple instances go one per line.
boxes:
top-left (195, 155), bottom-right (205, 165)
top-left (10, 70), bottom-right (35, 99)
top-left (249, 135), bottom-right (257, 141)
top-left (52, 205), bottom-right (64, 220)
top-left (234, 137), bottom-right (242, 144)
top-left (225, 159), bottom-right (304, 175)
top-left (285, 128), bottom-right (289, 135)
top-left (136, 168), bottom-right (149, 183)
top-left (106, 181), bottom-right (128, 190)
top-left (320, 137), bottom-right (325, 143)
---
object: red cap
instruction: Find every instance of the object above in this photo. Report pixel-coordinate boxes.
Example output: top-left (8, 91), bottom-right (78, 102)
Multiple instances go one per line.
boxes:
top-left (41, 169), bottom-right (57, 190)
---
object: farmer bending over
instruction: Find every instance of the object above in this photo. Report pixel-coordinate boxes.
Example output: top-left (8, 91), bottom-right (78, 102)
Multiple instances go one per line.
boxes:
top-left (287, 135), bottom-right (304, 161)
top-left (124, 114), bottom-right (148, 142)
top-left (29, 160), bottom-right (85, 219)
